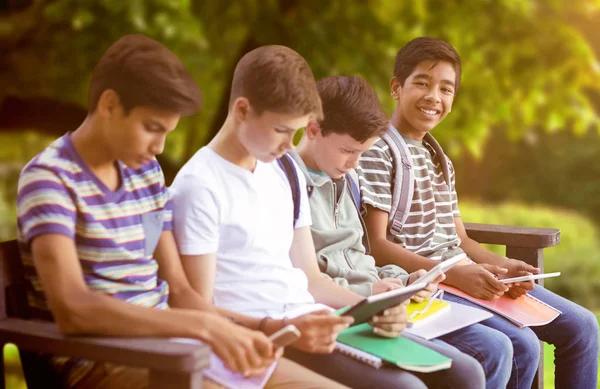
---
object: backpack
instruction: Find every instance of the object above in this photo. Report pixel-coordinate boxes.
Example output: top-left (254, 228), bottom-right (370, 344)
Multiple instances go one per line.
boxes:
top-left (277, 154), bottom-right (361, 227)
top-left (380, 125), bottom-right (452, 239)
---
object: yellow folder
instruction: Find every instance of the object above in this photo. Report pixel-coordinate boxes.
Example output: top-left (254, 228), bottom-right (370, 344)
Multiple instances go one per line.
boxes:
top-left (407, 290), bottom-right (450, 327)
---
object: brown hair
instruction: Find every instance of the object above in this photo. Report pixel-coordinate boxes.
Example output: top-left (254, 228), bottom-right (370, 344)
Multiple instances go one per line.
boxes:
top-left (394, 37), bottom-right (462, 94)
top-left (316, 76), bottom-right (388, 143)
top-left (88, 34), bottom-right (202, 116)
top-left (229, 45), bottom-right (322, 119)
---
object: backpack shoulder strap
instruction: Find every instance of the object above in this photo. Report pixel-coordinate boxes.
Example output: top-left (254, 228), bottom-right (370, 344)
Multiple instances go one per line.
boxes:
top-left (423, 133), bottom-right (451, 186)
top-left (381, 127), bottom-right (414, 238)
top-left (277, 154), bottom-right (300, 227)
top-left (346, 170), bottom-right (371, 254)
top-left (346, 171), bottom-right (361, 210)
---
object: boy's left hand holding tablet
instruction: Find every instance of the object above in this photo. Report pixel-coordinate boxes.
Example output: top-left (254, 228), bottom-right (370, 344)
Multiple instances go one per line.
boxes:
top-left (499, 257), bottom-right (540, 299)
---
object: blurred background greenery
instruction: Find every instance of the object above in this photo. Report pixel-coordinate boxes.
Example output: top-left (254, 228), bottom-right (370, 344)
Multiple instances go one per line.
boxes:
top-left (1, 0), bottom-right (600, 388)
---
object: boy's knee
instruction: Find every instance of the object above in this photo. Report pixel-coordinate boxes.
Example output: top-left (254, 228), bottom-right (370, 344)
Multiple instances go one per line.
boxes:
top-left (488, 330), bottom-right (514, 356)
top-left (451, 354), bottom-right (486, 389)
top-left (573, 307), bottom-right (599, 344)
top-left (512, 328), bottom-right (541, 361)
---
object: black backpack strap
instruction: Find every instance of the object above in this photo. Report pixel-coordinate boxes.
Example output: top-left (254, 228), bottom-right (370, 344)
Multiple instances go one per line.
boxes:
top-left (277, 154), bottom-right (301, 227)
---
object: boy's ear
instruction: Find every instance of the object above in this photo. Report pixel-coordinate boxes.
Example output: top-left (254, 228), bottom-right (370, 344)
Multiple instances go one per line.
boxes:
top-left (233, 97), bottom-right (251, 122)
top-left (96, 89), bottom-right (121, 118)
top-left (305, 120), bottom-right (322, 140)
top-left (390, 77), bottom-right (402, 101)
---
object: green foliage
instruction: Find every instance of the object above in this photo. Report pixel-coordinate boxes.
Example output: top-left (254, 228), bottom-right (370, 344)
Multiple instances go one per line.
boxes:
top-left (2, 0), bottom-right (600, 159)
top-left (460, 201), bottom-right (600, 310)
top-left (454, 128), bottom-right (600, 228)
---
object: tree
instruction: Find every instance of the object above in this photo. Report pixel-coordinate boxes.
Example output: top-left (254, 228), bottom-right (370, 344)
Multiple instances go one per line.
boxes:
top-left (1, 0), bottom-right (599, 175)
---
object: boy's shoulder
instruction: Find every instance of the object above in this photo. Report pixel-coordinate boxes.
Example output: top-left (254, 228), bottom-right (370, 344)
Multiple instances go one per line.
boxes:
top-left (21, 135), bottom-right (80, 177)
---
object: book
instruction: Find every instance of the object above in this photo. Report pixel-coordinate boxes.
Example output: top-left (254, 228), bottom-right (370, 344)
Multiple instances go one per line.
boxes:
top-left (170, 338), bottom-right (277, 389)
top-left (335, 323), bottom-right (452, 373)
top-left (407, 290), bottom-right (451, 328)
top-left (405, 301), bottom-right (493, 340)
top-left (439, 284), bottom-right (561, 328)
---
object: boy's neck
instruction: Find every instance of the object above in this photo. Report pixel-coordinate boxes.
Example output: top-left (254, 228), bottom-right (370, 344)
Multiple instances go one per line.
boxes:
top-left (295, 139), bottom-right (322, 174)
top-left (70, 116), bottom-right (122, 191)
top-left (209, 115), bottom-right (257, 172)
top-left (70, 117), bottom-right (117, 171)
top-left (390, 109), bottom-right (427, 142)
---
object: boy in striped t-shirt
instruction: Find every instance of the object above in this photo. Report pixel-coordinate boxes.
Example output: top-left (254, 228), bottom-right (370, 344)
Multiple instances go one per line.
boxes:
top-left (17, 34), bottom-right (339, 389)
top-left (359, 37), bottom-right (598, 389)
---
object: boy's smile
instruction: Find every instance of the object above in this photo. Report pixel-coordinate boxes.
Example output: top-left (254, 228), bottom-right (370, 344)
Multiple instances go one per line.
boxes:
top-left (392, 60), bottom-right (456, 140)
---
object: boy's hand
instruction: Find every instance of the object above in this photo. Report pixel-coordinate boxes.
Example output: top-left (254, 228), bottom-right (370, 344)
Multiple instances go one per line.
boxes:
top-left (287, 310), bottom-right (354, 354)
top-left (369, 301), bottom-right (408, 338)
top-left (205, 315), bottom-right (278, 377)
top-left (500, 257), bottom-right (539, 299)
top-left (447, 263), bottom-right (509, 300)
top-left (372, 278), bottom-right (404, 295)
top-left (407, 270), bottom-right (445, 303)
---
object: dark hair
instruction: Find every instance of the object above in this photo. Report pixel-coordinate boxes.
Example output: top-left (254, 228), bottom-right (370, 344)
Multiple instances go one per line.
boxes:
top-left (316, 76), bottom-right (388, 143)
top-left (394, 37), bottom-right (462, 94)
top-left (88, 34), bottom-right (202, 116)
top-left (229, 45), bottom-right (323, 120)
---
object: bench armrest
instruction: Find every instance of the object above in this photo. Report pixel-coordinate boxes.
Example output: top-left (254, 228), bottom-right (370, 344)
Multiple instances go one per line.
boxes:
top-left (464, 222), bottom-right (560, 249)
top-left (0, 318), bottom-right (210, 373)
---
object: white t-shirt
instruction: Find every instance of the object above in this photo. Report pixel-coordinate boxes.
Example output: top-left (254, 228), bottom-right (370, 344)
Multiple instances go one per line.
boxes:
top-left (171, 147), bottom-right (315, 317)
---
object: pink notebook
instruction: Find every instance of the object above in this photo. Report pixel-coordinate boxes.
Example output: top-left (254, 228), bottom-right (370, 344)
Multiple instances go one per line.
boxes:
top-left (439, 285), bottom-right (561, 328)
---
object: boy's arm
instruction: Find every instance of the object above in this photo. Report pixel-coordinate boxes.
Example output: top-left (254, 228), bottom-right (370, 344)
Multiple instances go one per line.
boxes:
top-left (290, 227), bottom-right (406, 338)
top-left (363, 206), bottom-right (509, 300)
top-left (31, 234), bottom-right (214, 338)
top-left (291, 227), bottom-right (363, 308)
top-left (153, 230), bottom-right (216, 312)
top-left (455, 216), bottom-right (539, 298)
top-left (363, 205), bottom-right (440, 271)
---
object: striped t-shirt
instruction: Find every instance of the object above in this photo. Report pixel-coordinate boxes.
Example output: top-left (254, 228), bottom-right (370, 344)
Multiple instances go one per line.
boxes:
top-left (358, 133), bottom-right (463, 261)
top-left (17, 133), bottom-right (171, 319)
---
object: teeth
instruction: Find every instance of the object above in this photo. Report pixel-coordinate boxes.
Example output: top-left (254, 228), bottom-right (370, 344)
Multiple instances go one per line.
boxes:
top-left (420, 108), bottom-right (437, 115)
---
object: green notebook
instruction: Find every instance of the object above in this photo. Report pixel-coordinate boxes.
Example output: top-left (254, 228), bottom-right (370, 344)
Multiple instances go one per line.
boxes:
top-left (335, 323), bottom-right (452, 372)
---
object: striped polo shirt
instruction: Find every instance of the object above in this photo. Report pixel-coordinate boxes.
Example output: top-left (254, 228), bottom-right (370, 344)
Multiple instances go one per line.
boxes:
top-left (358, 133), bottom-right (463, 261)
top-left (17, 133), bottom-right (171, 319)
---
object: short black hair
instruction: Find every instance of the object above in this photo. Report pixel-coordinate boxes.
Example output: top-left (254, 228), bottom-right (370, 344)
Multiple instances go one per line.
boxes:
top-left (394, 37), bottom-right (462, 94)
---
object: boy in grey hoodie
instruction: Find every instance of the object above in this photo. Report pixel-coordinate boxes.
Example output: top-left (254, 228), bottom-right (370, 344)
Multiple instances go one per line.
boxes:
top-left (290, 75), bottom-right (431, 298)
top-left (291, 75), bottom-right (514, 389)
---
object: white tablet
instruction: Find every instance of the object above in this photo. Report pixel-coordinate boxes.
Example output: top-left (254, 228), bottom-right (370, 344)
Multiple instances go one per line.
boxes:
top-left (413, 253), bottom-right (468, 285)
top-left (499, 272), bottom-right (561, 284)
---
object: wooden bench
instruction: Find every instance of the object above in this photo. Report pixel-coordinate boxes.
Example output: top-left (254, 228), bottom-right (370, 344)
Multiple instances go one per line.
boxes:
top-left (0, 239), bottom-right (211, 389)
top-left (1, 222), bottom-right (560, 389)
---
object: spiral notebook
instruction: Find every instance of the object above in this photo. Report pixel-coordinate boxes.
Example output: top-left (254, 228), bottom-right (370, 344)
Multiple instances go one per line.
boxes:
top-left (440, 285), bottom-right (561, 328)
top-left (335, 323), bottom-right (452, 372)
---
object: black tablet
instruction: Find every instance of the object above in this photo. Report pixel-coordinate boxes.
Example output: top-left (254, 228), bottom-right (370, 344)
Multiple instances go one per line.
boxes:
top-left (342, 281), bottom-right (428, 326)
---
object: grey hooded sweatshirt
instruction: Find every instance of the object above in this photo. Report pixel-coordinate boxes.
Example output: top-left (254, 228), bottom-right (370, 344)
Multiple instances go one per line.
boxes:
top-left (290, 151), bottom-right (409, 297)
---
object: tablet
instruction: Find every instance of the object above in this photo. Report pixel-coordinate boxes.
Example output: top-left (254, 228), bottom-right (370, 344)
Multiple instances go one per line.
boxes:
top-left (499, 272), bottom-right (561, 284)
top-left (413, 253), bottom-right (468, 285)
top-left (342, 281), bottom-right (428, 326)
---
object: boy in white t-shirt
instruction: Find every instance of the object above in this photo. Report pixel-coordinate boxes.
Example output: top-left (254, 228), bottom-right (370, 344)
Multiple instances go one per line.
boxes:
top-left (171, 45), bottom-right (485, 389)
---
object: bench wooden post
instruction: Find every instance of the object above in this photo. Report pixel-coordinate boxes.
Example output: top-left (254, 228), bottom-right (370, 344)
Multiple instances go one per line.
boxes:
top-left (465, 222), bottom-right (560, 389)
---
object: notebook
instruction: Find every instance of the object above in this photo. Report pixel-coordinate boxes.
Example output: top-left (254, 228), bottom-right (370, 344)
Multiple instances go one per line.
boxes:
top-left (407, 290), bottom-right (451, 328)
top-left (440, 284), bottom-right (561, 328)
top-left (170, 338), bottom-right (278, 389)
top-left (335, 323), bottom-right (452, 372)
top-left (405, 301), bottom-right (493, 340)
